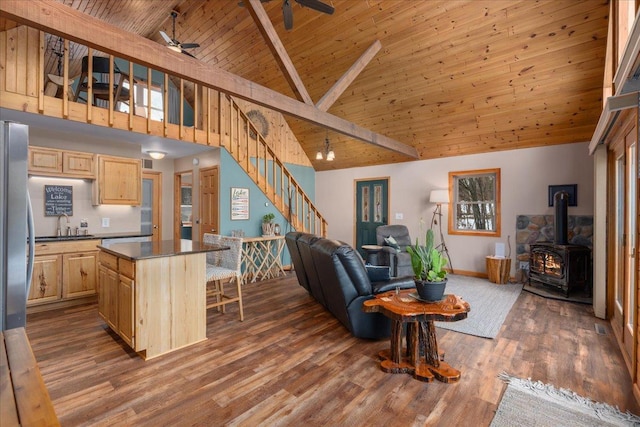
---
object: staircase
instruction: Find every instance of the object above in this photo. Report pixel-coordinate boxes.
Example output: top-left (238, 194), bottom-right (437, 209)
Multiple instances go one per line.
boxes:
top-left (220, 94), bottom-right (327, 237)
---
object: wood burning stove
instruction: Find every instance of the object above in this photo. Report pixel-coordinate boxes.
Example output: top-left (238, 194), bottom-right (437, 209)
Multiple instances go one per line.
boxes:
top-left (528, 191), bottom-right (592, 297)
top-left (529, 243), bottom-right (591, 297)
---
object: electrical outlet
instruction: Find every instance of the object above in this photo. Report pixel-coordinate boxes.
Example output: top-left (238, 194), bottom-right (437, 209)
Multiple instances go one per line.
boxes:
top-left (519, 261), bottom-right (529, 270)
top-left (101, 217), bottom-right (110, 228)
top-left (395, 213), bottom-right (403, 220)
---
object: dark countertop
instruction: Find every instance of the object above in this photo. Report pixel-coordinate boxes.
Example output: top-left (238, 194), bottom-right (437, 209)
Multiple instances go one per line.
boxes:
top-left (35, 231), bottom-right (152, 243)
top-left (98, 239), bottom-right (229, 261)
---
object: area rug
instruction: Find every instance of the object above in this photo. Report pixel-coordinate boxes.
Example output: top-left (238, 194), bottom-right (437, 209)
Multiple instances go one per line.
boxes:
top-left (434, 274), bottom-right (522, 339)
top-left (490, 373), bottom-right (640, 427)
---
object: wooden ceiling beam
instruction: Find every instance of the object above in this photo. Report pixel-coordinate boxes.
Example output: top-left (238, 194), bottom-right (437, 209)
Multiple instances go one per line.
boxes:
top-left (316, 40), bottom-right (382, 112)
top-left (245, 0), bottom-right (314, 105)
top-left (0, 0), bottom-right (418, 159)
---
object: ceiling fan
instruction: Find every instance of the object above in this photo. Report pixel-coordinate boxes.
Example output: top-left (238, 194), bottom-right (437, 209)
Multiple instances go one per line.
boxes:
top-left (239, 0), bottom-right (334, 30)
top-left (159, 11), bottom-right (200, 58)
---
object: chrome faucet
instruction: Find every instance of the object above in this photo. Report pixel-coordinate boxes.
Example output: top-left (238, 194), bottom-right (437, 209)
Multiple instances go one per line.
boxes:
top-left (57, 213), bottom-right (69, 236)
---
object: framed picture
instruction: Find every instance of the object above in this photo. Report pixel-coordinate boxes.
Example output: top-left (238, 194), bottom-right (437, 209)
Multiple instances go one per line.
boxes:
top-left (548, 184), bottom-right (577, 207)
top-left (231, 187), bottom-right (249, 220)
top-left (44, 185), bottom-right (73, 216)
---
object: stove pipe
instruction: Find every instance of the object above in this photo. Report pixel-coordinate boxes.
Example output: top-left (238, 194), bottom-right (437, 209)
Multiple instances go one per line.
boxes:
top-left (554, 191), bottom-right (569, 245)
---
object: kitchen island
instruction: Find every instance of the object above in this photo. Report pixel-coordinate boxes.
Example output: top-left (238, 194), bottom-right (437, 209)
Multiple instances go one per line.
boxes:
top-left (97, 239), bottom-right (228, 360)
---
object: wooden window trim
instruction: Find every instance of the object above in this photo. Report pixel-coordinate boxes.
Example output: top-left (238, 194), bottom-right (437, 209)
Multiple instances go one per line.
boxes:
top-left (448, 168), bottom-right (501, 237)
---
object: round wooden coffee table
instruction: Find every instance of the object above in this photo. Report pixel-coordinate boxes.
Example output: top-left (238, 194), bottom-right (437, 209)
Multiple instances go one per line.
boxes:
top-left (362, 290), bottom-right (470, 383)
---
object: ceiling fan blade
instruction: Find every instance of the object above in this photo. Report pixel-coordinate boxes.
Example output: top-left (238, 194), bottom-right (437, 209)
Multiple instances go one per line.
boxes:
top-left (283, 0), bottom-right (293, 30)
top-left (159, 30), bottom-right (174, 45)
top-left (180, 43), bottom-right (200, 49)
top-left (295, 0), bottom-right (334, 15)
top-left (181, 50), bottom-right (196, 58)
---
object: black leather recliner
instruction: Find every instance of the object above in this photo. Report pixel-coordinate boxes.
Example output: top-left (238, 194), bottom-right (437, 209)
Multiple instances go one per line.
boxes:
top-left (285, 232), bottom-right (415, 339)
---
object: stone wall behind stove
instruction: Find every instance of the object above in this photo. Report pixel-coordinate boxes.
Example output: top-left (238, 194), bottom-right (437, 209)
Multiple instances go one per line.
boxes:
top-left (516, 214), bottom-right (593, 267)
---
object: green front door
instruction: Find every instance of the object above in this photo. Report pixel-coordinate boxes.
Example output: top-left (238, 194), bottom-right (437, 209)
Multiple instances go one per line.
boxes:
top-left (355, 178), bottom-right (389, 257)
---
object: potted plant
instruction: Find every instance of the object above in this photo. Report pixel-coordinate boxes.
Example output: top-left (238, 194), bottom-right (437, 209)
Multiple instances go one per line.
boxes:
top-left (262, 212), bottom-right (276, 236)
top-left (406, 227), bottom-right (448, 301)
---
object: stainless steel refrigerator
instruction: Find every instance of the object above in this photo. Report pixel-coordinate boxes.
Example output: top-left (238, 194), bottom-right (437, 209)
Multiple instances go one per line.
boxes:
top-left (0, 120), bottom-right (35, 331)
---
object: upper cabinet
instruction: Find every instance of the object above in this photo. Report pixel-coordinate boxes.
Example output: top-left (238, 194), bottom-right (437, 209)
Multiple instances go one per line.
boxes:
top-left (28, 146), bottom-right (94, 179)
top-left (93, 154), bottom-right (141, 206)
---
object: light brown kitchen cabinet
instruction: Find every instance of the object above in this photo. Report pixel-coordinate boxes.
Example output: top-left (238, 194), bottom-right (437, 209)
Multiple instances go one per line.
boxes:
top-left (118, 275), bottom-right (134, 347)
top-left (62, 151), bottom-right (95, 178)
top-left (98, 264), bottom-right (119, 331)
top-left (28, 146), bottom-right (94, 179)
top-left (94, 155), bottom-right (141, 205)
top-left (98, 251), bottom-right (135, 348)
top-left (29, 240), bottom-right (101, 310)
top-left (28, 147), bottom-right (62, 175)
top-left (28, 254), bottom-right (62, 305)
top-left (62, 251), bottom-right (99, 299)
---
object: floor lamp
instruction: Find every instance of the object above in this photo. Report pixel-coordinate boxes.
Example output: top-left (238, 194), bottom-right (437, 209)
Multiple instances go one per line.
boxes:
top-left (429, 189), bottom-right (454, 274)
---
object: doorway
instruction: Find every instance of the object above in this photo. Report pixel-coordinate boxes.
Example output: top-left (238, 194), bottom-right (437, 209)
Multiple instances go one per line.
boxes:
top-left (199, 166), bottom-right (219, 242)
top-left (174, 171), bottom-right (193, 240)
top-left (355, 178), bottom-right (389, 257)
top-left (142, 171), bottom-right (162, 242)
top-left (608, 118), bottom-right (637, 369)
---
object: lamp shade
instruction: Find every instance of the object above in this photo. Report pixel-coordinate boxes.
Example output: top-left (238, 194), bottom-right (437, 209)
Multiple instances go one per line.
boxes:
top-left (147, 151), bottom-right (166, 160)
top-left (429, 189), bottom-right (449, 204)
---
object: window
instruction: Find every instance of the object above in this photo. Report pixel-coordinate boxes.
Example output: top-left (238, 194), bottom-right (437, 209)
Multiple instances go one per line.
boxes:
top-left (117, 80), bottom-right (164, 121)
top-left (448, 168), bottom-right (500, 236)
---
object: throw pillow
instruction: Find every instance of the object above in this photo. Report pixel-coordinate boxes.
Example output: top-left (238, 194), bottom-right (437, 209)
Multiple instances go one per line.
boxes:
top-left (384, 235), bottom-right (400, 252)
top-left (366, 264), bottom-right (391, 282)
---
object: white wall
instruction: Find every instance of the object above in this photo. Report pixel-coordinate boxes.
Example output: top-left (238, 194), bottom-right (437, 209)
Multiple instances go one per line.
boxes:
top-left (316, 142), bottom-right (594, 276)
top-left (28, 128), bottom-right (143, 236)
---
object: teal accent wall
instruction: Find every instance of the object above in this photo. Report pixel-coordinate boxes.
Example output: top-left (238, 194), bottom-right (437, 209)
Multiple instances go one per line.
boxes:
top-left (219, 149), bottom-right (316, 266)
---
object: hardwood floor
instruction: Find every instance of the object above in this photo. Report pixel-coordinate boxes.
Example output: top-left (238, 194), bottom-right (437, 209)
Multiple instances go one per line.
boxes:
top-left (26, 273), bottom-right (638, 426)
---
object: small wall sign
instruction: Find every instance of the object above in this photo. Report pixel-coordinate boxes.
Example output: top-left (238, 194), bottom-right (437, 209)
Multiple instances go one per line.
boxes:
top-left (231, 187), bottom-right (249, 220)
top-left (45, 185), bottom-right (73, 216)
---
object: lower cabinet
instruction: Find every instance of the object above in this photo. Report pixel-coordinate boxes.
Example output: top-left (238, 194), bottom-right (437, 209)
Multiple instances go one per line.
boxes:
top-left (29, 254), bottom-right (63, 304)
top-left (63, 251), bottom-right (99, 299)
top-left (98, 252), bottom-right (135, 348)
top-left (118, 275), bottom-right (134, 347)
top-left (29, 240), bottom-right (100, 307)
top-left (98, 265), bottom-right (118, 331)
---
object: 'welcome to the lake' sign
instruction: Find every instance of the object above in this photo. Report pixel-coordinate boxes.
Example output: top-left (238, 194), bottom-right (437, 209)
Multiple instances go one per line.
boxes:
top-left (45, 185), bottom-right (73, 216)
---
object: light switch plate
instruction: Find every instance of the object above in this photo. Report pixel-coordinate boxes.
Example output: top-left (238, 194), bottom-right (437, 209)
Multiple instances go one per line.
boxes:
top-left (101, 217), bottom-right (110, 228)
top-left (395, 213), bottom-right (403, 220)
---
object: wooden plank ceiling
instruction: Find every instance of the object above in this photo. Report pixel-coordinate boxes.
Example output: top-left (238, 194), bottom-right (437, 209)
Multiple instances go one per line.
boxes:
top-left (42, 0), bottom-right (609, 170)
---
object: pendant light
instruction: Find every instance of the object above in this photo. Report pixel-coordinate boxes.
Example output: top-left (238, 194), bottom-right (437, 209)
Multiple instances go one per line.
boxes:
top-left (316, 131), bottom-right (335, 161)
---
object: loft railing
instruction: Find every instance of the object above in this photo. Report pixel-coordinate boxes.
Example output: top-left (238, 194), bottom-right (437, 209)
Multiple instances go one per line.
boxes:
top-left (0, 24), bottom-right (327, 236)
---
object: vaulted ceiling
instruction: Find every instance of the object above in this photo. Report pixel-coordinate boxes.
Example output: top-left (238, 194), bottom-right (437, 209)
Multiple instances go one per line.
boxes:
top-left (39, 1), bottom-right (612, 170)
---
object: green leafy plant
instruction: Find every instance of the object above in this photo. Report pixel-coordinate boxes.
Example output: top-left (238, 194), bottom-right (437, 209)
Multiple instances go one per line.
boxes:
top-left (406, 228), bottom-right (448, 282)
top-left (262, 213), bottom-right (275, 223)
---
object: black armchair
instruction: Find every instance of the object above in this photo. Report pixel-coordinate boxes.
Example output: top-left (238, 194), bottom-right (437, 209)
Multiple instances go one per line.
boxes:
top-left (375, 224), bottom-right (414, 277)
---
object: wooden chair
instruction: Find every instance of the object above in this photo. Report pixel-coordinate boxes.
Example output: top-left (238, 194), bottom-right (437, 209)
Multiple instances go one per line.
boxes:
top-left (204, 234), bottom-right (244, 321)
top-left (73, 56), bottom-right (132, 107)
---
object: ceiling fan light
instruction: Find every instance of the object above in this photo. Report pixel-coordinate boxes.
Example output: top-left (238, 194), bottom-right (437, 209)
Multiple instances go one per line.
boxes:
top-left (315, 151), bottom-right (323, 160)
top-left (167, 45), bottom-right (181, 53)
top-left (147, 151), bottom-right (166, 160)
top-left (326, 150), bottom-right (335, 161)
